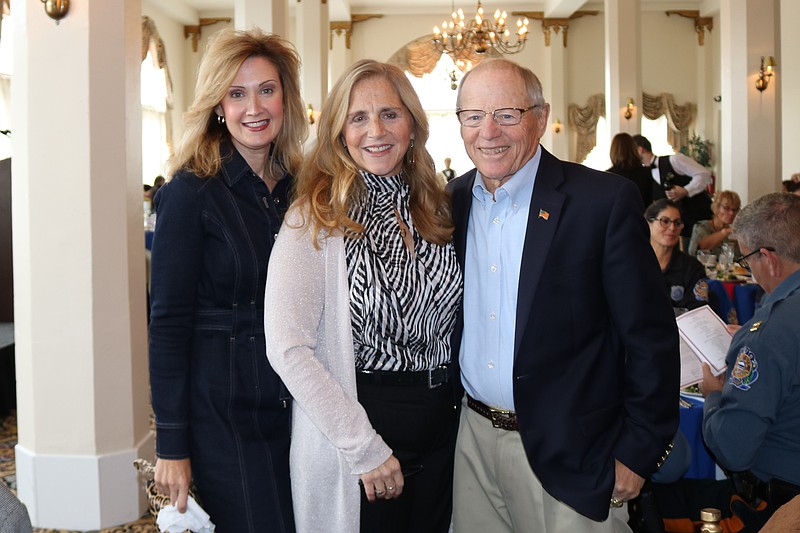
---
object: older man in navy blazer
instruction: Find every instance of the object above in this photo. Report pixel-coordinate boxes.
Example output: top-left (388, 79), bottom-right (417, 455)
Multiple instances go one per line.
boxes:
top-left (448, 58), bottom-right (680, 531)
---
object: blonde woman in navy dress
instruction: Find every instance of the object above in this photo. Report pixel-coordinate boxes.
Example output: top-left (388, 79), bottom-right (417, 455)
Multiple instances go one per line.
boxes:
top-left (149, 28), bottom-right (306, 532)
top-left (265, 60), bottom-right (462, 533)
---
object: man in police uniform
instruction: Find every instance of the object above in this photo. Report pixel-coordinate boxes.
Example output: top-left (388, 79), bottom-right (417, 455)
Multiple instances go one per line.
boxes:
top-left (700, 192), bottom-right (800, 527)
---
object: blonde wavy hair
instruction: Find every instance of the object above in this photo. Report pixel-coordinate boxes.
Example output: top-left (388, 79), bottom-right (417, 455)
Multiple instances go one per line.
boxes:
top-left (294, 59), bottom-right (453, 247)
top-left (167, 28), bottom-right (307, 179)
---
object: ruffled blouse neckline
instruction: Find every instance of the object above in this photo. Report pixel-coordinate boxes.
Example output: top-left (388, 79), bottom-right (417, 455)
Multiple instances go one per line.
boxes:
top-left (359, 170), bottom-right (406, 194)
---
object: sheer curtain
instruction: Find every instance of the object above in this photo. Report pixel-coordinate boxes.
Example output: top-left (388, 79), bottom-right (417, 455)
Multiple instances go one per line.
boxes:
top-left (141, 16), bottom-right (173, 185)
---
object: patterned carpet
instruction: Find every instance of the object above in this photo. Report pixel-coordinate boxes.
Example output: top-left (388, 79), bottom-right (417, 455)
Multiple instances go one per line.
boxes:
top-left (0, 412), bottom-right (158, 533)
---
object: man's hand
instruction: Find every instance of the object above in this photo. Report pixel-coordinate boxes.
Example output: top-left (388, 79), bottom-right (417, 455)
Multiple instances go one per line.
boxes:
top-left (666, 185), bottom-right (688, 201)
top-left (699, 363), bottom-right (725, 397)
top-left (612, 460), bottom-right (645, 505)
top-left (154, 457), bottom-right (192, 513)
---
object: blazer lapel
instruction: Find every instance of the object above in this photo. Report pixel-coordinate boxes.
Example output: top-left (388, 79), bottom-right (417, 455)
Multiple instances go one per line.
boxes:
top-left (449, 169), bottom-right (477, 270)
top-left (514, 149), bottom-right (566, 358)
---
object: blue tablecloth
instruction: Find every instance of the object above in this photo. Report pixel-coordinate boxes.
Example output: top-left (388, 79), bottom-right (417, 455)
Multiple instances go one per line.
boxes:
top-left (679, 394), bottom-right (717, 479)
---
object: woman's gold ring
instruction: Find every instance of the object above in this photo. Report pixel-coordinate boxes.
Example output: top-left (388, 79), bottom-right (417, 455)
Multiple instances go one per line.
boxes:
top-left (610, 497), bottom-right (624, 508)
top-left (375, 490), bottom-right (385, 496)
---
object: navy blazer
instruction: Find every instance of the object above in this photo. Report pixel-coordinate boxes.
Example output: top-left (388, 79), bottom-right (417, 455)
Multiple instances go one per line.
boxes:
top-left (449, 148), bottom-right (680, 521)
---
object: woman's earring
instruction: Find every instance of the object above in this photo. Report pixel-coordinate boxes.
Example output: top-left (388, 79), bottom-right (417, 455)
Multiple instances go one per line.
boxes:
top-left (406, 138), bottom-right (415, 165)
top-left (217, 114), bottom-right (225, 124)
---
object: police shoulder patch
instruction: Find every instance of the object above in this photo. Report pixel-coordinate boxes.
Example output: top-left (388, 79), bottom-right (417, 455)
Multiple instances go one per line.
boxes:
top-left (729, 345), bottom-right (759, 391)
top-left (693, 279), bottom-right (709, 301)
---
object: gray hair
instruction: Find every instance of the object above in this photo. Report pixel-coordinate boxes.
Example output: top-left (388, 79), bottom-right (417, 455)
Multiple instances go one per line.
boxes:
top-left (732, 193), bottom-right (800, 263)
top-left (456, 58), bottom-right (546, 111)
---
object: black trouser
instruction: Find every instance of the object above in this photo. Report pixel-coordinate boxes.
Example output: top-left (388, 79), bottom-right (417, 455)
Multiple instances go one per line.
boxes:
top-left (356, 379), bottom-right (459, 533)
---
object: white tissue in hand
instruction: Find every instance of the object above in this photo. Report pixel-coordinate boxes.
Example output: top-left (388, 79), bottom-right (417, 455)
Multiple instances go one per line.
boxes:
top-left (156, 495), bottom-right (215, 533)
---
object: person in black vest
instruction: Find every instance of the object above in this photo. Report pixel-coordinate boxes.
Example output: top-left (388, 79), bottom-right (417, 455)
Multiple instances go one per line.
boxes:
top-left (633, 135), bottom-right (712, 251)
top-left (442, 157), bottom-right (456, 181)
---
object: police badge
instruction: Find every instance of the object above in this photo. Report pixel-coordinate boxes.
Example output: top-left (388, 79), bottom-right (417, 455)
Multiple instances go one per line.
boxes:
top-left (670, 285), bottom-right (685, 302)
top-left (730, 346), bottom-right (759, 391)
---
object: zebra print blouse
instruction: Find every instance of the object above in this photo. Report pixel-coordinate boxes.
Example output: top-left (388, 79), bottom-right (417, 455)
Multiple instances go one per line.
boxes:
top-left (345, 170), bottom-right (463, 372)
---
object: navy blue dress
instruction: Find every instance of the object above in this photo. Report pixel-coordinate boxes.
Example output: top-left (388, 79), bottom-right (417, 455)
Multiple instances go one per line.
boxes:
top-left (149, 145), bottom-right (295, 532)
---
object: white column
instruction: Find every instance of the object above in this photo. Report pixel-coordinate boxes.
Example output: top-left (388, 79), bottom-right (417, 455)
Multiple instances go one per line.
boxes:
top-left (541, 32), bottom-right (568, 160)
top-left (719, 0), bottom-right (778, 202)
top-left (235, 0), bottom-right (288, 37)
top-left (780, 0), bottom-right (800, 181)
top-left (12, 0), bottom-right (151, 528)
top-left (604, 0), bottom-right (641, 136)
top-left (297, 1), bottom-right (329, 123)
top-left (329, 24), bottom-right (351, 92)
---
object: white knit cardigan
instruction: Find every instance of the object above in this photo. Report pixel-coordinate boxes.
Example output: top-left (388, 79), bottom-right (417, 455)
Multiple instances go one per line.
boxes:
top-left (264, 206), bottom-right (392, 533)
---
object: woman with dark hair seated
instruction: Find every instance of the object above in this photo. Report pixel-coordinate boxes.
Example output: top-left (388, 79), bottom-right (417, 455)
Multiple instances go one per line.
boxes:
top-left (646, 199), bottom-right (709, 310)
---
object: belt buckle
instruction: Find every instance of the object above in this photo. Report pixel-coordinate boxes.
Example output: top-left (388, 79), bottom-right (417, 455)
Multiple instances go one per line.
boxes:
top-left (489, 408), bottom-right (512, 429)
top-left (427, 365), bottom-right (448, 389)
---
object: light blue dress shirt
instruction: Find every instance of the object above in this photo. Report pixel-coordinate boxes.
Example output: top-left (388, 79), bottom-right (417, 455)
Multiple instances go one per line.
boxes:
top-left (459, 147), bottom-right (542, 411)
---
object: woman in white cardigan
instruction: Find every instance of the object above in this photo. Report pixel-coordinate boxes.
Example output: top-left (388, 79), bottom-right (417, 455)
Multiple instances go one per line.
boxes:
top-left (265, 60), bottom-right (462, 533)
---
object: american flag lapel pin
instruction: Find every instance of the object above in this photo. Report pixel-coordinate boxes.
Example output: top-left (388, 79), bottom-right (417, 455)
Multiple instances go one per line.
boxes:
top-left (538, 209), bottom-right (550, 220)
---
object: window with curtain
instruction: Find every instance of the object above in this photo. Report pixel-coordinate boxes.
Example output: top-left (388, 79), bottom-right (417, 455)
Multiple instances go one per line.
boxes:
top-left (405, 54), bottom-right (471, 177)
top-left (641, 115), bottom-right (675, 155)
top-left (581, 116), bottom-right (611, 170)
top-left (141, 49), bottom-right (169, 186)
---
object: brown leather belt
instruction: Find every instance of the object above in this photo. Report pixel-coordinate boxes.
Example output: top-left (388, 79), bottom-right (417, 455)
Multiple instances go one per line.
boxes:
top-left (467, 395), bottom-right (518, 431)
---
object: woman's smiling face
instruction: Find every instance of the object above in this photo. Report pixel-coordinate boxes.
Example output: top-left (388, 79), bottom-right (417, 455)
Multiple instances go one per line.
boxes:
top-left (342, 76), bottom-right (412, 177)
top-left (216, 56), bottom-right (284, 160)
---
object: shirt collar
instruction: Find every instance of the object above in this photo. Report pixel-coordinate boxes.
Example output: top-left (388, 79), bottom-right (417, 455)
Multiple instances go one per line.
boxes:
top-left (471, 145), bottom-right (541, 208)
top-left (220, 142), bottom-right (284, 186)
top-left (762, 267), bottom-right (800, 305)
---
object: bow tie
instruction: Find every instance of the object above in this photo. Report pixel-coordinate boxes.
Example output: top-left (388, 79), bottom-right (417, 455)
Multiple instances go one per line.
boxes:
top-left (649, 161), bottom-right (658, 169)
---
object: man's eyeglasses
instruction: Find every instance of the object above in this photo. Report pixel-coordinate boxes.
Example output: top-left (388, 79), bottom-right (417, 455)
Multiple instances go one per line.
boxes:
top-left (648, 217), bottom-right (684, 229)
top-left (734, 247), bottom-right (776, 271)
top-left (456, 106), bottom-right (539, 127)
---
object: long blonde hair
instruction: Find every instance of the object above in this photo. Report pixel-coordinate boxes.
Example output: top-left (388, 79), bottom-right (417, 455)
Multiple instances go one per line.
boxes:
top-left (167, 28), bottom-right (307, 179)
top-left (294, 60), bottom-right (453, 247)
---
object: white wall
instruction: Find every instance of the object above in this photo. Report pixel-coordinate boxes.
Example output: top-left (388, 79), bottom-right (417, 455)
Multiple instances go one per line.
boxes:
top-left (641, 11), bottom-right (699, 103)
top-left (568, 14), bottom-right (605, 107)
top-left (780, 0), bottom-right (800, 180)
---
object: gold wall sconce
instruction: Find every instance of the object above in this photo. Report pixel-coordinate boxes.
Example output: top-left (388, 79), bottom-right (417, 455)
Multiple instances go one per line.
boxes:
top-left (41, 0), bottom-right (69, 24)
top-left (624, 98), bottom-right (635, 120)
top-left (755, 56), bottom-right (776, 92)
top-left (552, 119), bottom-right (562, 134)
top-left (307, 104), bottom-right (315, 125)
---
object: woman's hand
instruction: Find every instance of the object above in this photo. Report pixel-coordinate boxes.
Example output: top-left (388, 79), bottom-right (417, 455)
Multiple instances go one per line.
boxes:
top-left (154, 457), bottom-right (192, 513)
top-left (359, 455), bottom-right (404, 502)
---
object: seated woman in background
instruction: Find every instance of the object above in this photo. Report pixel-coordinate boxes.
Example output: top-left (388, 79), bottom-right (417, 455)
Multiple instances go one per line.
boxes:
top-left (687, 190), bottom-right (741, 257)
top-left (607, 132), bottom-right (652, 207)
top-left (647, 199), bottom-right (709, 310)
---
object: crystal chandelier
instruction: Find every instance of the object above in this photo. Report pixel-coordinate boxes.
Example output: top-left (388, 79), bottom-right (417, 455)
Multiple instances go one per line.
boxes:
top-left (433, 1), bottom-right (529, 69)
